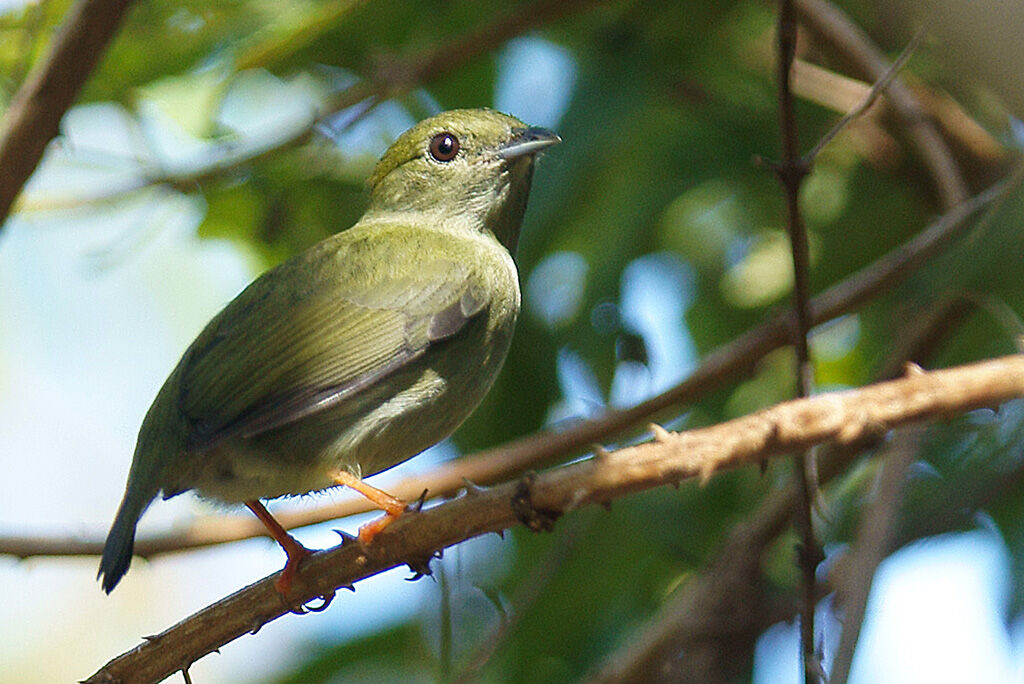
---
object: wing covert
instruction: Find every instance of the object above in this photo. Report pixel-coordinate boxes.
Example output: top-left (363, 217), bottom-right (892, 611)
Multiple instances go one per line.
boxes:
top-left (177, 231), bottom-right (486, 451)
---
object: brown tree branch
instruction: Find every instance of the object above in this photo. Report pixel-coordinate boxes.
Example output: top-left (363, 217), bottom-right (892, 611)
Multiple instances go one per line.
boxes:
top-left (774, 1), bottom-right (822, 676)
top-left (795, 0), bottom-right (969, 208)
top-left (82, 354), bottom-right (1024, 684)
top-left (586, 295), bottom-right (981, 683)
top-left (14, 0), bottom-right (601, 214)
top-left (0, 0), bottom-right (138, 230)
top-left (1, 173), bottom-right (1015, 561)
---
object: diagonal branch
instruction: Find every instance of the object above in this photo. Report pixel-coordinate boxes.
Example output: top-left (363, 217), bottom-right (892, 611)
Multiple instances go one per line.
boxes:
top-left (1, 172), bottom-right (1016, 561)
top-left (586, 294), bottom-right (983, 683)
top-left (796, 0), bottom-right (968, 208)
top-left (0, 0), bottom-right (139, 230)
top-left (804, 30), bottom-right (923, 161)
top-left (82, 354), bottom-right (1024, 684)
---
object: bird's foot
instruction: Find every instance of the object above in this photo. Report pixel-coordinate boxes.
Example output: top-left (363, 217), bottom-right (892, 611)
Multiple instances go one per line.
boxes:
top-left (356, 505), bottom-right (405, 545)
top-left (245, 499), bottom-right (315, 596)
top-left (274, 537), bottom-right (312, 595)
top-left (332, 470), bottom-right (409, 545)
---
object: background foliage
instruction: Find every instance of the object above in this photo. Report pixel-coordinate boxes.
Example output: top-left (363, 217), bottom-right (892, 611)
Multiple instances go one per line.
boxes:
top-left (2, 0), bottom-right (1024, 682)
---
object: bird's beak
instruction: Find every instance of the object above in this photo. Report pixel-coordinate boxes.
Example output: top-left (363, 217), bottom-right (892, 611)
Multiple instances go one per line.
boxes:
top-left (498, 127), bottom-right (561, 160)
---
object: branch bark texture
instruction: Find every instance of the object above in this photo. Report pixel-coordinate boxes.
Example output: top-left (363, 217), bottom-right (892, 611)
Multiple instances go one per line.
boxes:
top-left (84, 354), bottom-right (1024, 684)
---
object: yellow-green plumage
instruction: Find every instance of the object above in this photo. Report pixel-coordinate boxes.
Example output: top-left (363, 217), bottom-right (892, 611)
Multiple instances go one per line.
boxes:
top-left (99, 108), bottom-right (558, 592)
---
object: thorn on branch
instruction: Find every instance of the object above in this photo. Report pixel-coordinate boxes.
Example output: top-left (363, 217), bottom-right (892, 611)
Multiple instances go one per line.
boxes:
top-left (649, 423), bottom-right (673, 443)
top-left (411, 489), bottom-right (429, 513)
top-left (334, 529), bottom-right (359, 545)
top-left (593, 443), bottom-right (611, 459)
top-left (405, 552), bottom-right (437, 581)
top-left (903, 361), bottom-right (925, 377)
top-left (511, 471), bottom-right (561, 533)
top-left (461, 477), bottom-right (486, 495)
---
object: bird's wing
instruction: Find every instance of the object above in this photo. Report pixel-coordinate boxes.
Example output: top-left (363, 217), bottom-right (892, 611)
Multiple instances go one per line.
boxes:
top-left (177, 227), bottom-right (489, 451)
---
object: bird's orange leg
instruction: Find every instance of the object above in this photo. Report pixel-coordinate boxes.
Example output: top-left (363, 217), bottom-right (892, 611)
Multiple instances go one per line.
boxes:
top-left (332, 471), bottom-right (407, 544)
top-left (246, 500), bottom-right (311, 595)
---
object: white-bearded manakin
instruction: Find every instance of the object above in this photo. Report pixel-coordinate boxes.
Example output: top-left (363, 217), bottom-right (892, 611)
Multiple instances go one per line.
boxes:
top-left (98, 108), bottom-right (560, 594)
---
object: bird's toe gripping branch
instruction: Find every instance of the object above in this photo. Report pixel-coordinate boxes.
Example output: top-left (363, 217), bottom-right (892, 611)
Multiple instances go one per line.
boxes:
top-left (332, 470), bottom-right (409, 544)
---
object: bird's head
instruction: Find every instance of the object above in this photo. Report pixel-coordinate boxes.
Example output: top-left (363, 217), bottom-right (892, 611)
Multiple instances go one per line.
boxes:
top-left (366, 108), bottom-right (559, 251)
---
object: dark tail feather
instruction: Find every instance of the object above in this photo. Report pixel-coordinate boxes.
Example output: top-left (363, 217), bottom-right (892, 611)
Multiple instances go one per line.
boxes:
top-left (98, 488), bottom-right (155, 593)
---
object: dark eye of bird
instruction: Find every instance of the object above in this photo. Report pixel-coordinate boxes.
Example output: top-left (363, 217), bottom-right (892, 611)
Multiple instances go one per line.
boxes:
top-left (428, 132), bottom-right (460, 162)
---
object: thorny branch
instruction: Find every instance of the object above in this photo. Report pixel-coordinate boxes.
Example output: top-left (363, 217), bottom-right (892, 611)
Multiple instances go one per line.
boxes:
top-left (774, 1), bottom-right (823, 678)
top-left (586, 295), bottom-right (988, 683)
top-left (2, 172), bottom-right (1016, 561)
top-left (83, 354), bottom-right (1024, 684)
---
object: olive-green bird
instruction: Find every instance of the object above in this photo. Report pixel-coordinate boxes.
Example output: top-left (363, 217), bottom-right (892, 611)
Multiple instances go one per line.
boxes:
top-left (98, 108), bottom-right (559, 594)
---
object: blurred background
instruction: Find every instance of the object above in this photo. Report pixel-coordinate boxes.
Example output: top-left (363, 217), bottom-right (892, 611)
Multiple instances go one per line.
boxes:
top-left (2, 0), bottom-right (1024, 681)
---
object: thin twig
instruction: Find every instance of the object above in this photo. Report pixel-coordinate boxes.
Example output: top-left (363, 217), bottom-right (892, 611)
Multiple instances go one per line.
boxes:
top-left (805, 30), bottom-right (924, 161)
top-left (81, 354), bottom-right (1024, 684)
top-left (2, 173), bottom-right (1016, 561)
top-left (796, 0), bottom-right (968, 208)
top-left (774, 1), bottom-right (821, 679)
top-left (0, 0), bottom-right (139, 230)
